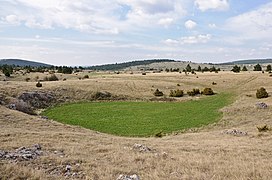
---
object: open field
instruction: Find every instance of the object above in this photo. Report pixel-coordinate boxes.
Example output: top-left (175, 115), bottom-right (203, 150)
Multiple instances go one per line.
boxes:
top-left (1, 71), bottom-right (272, 179)
top-left (43, 94), bottom-right (231, 137)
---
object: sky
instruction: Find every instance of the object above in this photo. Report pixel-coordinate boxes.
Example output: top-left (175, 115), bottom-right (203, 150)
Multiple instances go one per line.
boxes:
top-left (0, 0), bottom-right (272, 66)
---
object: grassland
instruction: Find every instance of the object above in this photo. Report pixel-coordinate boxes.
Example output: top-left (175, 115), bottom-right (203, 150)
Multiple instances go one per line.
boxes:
top-left (1, 71), bottom-right (272, 179)
top-left (43, 93), bottom-right (231, 137)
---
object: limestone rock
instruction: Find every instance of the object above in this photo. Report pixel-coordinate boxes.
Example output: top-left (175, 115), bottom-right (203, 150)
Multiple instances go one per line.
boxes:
top-left (117, 174), bottom-right (140, 180)
top-left (0, 144), bottom-right (43, 161)
top-left (255, 102), bottom-right (268, 109)
top-left (223, 129), bottom-right (248, 136)
top-left (133, 144), bottom-right (152, 153)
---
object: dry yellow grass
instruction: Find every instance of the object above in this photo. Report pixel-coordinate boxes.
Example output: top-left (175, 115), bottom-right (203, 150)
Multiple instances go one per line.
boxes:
top-left (1, 71), bottom-right (272, 179)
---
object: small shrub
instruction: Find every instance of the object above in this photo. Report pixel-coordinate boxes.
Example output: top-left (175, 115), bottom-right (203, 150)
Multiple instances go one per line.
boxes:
top-left (170, 89), bottom-right (184, 97)
top-left (177, 83), bottom-right (180, 86)
top-left (187, 89), bottom-right (200, 96)
top-left (36, 81), bottom-right (42, 87)
top-left (212, 82), bottom-right (217, 85)
top-left (43, 76), bottom-right (48, 81)
top-left (202, 88), bottom-right (214, 95)
top-left (142, 72), bottom-right (146, 75)
top-left (44, 74), bottom-right (59, 81)
top-left (257, 125), bottom-right (270, 132)
top-left (4, 72), bottom-right (10, 77)
top-left (155, 131), bottom-right (164, 138)
top-left (83, 75), bottom-right (89, 79)
top-left (25, 77), bottom-right (31, 82)
top-left (48, 74), bottom-right (59, 81)
top-left (153, 89), bottom-right (163, 96)
top-left (256, 87), bottom-right (268, 99)
top-left (63, 78), bottom-right (67, 81)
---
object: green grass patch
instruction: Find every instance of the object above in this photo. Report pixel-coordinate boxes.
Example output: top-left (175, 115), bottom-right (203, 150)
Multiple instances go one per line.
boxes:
top-left (43, 93), bottom-right (232, 137)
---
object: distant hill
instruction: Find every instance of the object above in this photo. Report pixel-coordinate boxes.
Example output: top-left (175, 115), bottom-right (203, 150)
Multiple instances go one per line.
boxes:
top-left (220, 58), bottom-right (272, 65)
top-left (88, 59), bottom-right (176, 70)
top-left (0, 59), bottom-right (52, 67)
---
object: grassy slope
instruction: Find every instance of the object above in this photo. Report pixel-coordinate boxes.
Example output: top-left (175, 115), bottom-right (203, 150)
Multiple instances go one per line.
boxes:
top-left (43, 93), bottom-right (232, 137)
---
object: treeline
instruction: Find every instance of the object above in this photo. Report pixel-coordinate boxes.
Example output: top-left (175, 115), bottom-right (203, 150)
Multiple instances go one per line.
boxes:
top-left (0, 64), bottom-right (84, 77)
top-left (87, 59), bottom-right (176, 71)
top-left (231, 64), bottom-right (272, 73)
top-left (165, 64), bottom-right (220, 73)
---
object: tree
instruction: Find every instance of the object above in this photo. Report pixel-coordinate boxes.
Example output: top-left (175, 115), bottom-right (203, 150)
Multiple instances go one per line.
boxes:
top-left (202, 67), bottom-right (209, 72)
top-left (210, 66), bottom-right (216, 72)
top-left (197, 65), bottom-right (202, 72)
top-left (242, 66), bottom-right (248, 71)
top-left (186, 64), bottom-right (192, 72)
top-left (253, 64), bottom-right (262, 71)
top-left (266, 64), bottom-right (271, 72)
top-left (2, 65), bottom-right (13, 77)
top-left (231, 65), bottom-right (241, 73)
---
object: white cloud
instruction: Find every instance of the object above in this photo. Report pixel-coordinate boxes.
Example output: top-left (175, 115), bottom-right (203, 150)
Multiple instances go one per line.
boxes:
top-left (164, 34), bottom-right (212, 45)
top-left (164, 38), bottom-right (179, 45)
top-left (158, 18), bottom-right (174, 27)
top-left (0, 0), bottom-right (188, 34)
top-left (181, 34), bottom-right (211, 44)
top-left (184, 20), bottom-right (197, 30)
top-left (194, 0), bottom-right (229, 12)
top-left (225, 2), bottom-right (272, 40)
top-left (3, 15), bottom-right (20, 25)
top-left (208, 23), bottom-right (217, 28)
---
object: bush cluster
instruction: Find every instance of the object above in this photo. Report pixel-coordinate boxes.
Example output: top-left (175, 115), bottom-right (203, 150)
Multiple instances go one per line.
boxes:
top-left (202, 88), bottom-right (214, 95)
top-left (44, 74), bottom-right (59, 81)
top-left (83, 75), bottom-right (89, 79)
top-left (25, 77), bottom-right (31, 82)
top-left (257, 125), bottom-right (270, 132)
top-left (256, 87), bottom-right (268, 99)
top-left (169, 89), bottom-right (184, 97)
top-left (36, 81), bottom-right (42, 87)
top-left (187, 89), bottom-right (200, 96)
top-left (153, 89), bottom-right (163, 96)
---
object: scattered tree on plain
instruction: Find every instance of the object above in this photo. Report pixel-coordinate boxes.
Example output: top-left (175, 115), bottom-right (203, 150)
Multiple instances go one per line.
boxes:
top-left (242, 66), bottom-right (248, 71)
top-left (266, 64), bottom-right (271, 72)
top-left (231, 65), bottom-right (241, 73)
top-left (253, 64), bottom-right (262, 71)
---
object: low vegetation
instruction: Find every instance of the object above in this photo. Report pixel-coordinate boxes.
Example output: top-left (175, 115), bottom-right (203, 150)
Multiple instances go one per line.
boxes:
top-left (169, 89), bottom-right (184, 97)
top-left (153, 89), bottom-right (164, 96)
top-left (257, 125), bottom-right (270, 132)
top-left (43, 93), bottom-right (232, 137)
top-left (256, 87), bottom-right (268, 99)
top-left (43, 74), bottom-right (59, 81)
top-left (187, 89), bottom-right (200, 96)
top-left (202, 88), bottom-right (214, 95)
top-left (36, 81), bottom-right (42, 87)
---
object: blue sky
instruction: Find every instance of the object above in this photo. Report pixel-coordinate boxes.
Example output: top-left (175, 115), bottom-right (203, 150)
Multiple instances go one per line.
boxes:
top-left (0, 0), bottom-right (272, 66)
